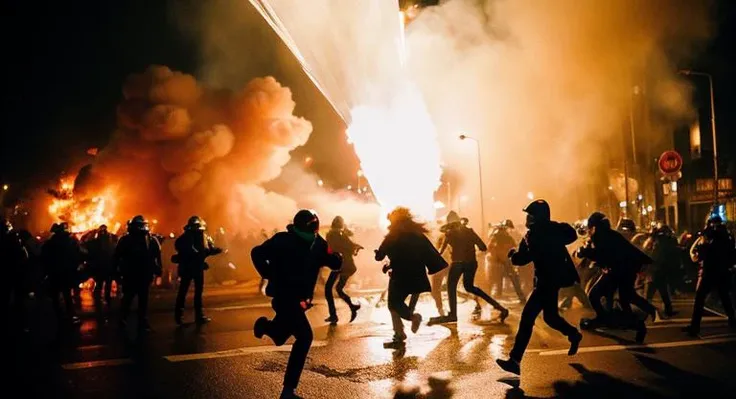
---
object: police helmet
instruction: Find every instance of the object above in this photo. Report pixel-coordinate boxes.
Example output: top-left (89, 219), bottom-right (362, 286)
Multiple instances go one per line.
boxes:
top-left (127, 215), bottom-right (150, 232)
top-left (331, 216), bottom-right (345, 230)
top-left (523, 199), bottom-right (551, 221)
top-left (185, 215), bottom-right (207, 231)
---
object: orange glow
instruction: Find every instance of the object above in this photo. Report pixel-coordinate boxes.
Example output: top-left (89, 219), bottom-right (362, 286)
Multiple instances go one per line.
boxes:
top-left (48, 176), bottom-right (118, 233)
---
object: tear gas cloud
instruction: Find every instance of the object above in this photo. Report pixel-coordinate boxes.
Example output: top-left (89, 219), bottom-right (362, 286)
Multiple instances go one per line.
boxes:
top-left (186, 0), bottom-right (712, 231)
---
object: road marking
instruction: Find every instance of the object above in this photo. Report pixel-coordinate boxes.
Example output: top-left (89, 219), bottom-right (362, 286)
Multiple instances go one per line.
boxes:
top-left (208, 299), bottom-right (330, 312)
top-left (77, 344), bottom-right (108, 351)
top-left (163, 340), bottom-right (328, 362)
top-left (655, 316), bottom-right (723, 324)
top-left (534, 335), bottom-right (736, 356)
top-left (704, 306), bottom-right (728, 318)
top-left (62, 358), bottom-right (133, 370)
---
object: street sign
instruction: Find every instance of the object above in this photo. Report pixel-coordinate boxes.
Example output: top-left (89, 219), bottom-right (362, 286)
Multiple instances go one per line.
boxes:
top-left (658, 151), bottom-right (683, 176)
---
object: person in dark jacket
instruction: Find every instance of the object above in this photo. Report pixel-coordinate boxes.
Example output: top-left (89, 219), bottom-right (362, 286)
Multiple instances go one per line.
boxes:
top-left (683, 215), bottom-right (736, 336)
top-left (488, 219), bottom-right (526, 304)
top-left (86, 225), bottom-right (118, 310)
top-left (324, 216), bottom-right (362, 324)
top-left (1, 219), bottom-right (29, 330)
top-left (174, 216), bottom-right (223, 325)
top-left (432, 211), bottom-right (508, 324)
top-left (577, 212), bottom-right (657, 343)
top-left (251, 210), bottom-right (342, 399)
top-left (41, 222), bottom-right (82, 325)
top-left (643, 224), bottom-right (679, 318)
top-left (497, 200), bottom-right (582, 375)
top-left (376, 207), bottom-right (447, 349)
top-left (115, 215), bottom-right (162, 332)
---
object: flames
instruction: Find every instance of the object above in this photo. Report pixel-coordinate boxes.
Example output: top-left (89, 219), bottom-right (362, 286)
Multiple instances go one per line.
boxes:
top-left (47, 176), bottom-right (118, 233)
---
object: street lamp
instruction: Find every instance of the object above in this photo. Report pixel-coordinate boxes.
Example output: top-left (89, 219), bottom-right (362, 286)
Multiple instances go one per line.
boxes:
top-left (680, 69), bottom-right (719, 204)
top-left (459, 134), bottom-right (486, 237)
top-left (2, 184), bottom-right (7, 191)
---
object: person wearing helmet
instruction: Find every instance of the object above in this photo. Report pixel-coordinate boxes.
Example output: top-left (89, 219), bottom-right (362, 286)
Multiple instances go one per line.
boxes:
top-left (86, 224), bottom-right (118, 313)
top-left (683, 215), bottom-right (736, 336)
top-left (376, 207), bottom-right (447, 350)
top-left (642, 224), bottom-right (679, 318)
top-left (496, 200), bottom-right (583, 375)
top-left (432, 211), bottom-right (508, 324)
top-left (577, 211), bottom-right (656, 342)
top-left (487, 218), bottom-right (526, 305)
top-left (324, 216), bottom-right (363, 324)
top-left (41, 221), bottom-right (82, 325)
top-left (251, 210), bottom-right (342, 399)
top-left (1, 218), bottom-right (29, 330)
top-left (115, 215), bottom-right (162, 332)
top-left (173, 216), bottom-right (223, 325)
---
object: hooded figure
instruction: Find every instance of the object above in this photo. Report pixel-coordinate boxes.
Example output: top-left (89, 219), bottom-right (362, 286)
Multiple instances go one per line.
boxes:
top-left (642, 224), bottom-right (679, 318)
top-left (251, 209), bottom-right (342, 399)
top-left (497, 200), bottom-right (582, 375)
top-left (324, 216), bottom-right (363, 324)
top-left (376, 207), bottom-right (447, 349)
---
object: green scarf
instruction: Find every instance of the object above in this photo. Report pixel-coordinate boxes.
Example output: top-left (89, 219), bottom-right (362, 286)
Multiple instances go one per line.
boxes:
top-left (294, 227), bottom-right (316, 244)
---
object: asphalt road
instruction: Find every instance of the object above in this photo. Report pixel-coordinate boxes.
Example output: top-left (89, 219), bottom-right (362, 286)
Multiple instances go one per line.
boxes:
top-left (7, 287), bottom-right (736, 398)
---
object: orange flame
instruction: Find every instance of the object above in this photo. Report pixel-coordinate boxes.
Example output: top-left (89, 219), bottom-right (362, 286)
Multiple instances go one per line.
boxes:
top-left (48, 176), bottom-right (117, 233)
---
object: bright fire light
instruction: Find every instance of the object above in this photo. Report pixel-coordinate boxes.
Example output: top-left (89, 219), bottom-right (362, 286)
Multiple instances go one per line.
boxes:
top-left (48, 176), bottom-right (117, 233)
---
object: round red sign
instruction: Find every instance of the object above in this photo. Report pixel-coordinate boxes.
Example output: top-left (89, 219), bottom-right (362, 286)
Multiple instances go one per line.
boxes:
top-left (658, 151), bottom-right (683, 175)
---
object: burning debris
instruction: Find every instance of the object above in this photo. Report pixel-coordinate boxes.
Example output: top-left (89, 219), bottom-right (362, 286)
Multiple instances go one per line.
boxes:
top-left (47, 175), bottom-right (117, 233)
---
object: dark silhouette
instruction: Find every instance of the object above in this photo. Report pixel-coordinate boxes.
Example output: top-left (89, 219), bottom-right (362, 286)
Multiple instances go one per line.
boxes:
top-left (324, 215), bottom-right (362, 324)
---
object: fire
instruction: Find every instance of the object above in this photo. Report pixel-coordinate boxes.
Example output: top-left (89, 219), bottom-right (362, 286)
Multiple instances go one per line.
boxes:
top-left (48, 176), bottom-right (117, 233)
top-left (347, 83), bottom-right (442, 222)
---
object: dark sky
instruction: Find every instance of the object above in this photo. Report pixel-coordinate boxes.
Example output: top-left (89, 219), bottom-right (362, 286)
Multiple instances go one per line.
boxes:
top-left (1, 0), bottom-right (735, 195)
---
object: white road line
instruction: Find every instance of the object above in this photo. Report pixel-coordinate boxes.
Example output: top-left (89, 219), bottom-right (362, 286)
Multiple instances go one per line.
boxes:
top-left (163, 340), bottom-right (328, 363)
top-left (77, 344), bottom-right (108, 351)
top-left (655, 316), bottom-right (724, 324)
top-left (704, 306), bottom-right (728, 318)
top-left (534, 335), bottom-right (736, 356)
top-left (62, 358), bottom-right (133, 370)
top-left (208, 300), bottom-right (330, 312)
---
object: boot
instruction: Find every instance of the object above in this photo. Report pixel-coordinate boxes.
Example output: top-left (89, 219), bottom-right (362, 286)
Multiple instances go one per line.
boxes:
top-left (496, 358), bottom-right (520, 375)
top-left (349, 303), bottom-right (361, 323)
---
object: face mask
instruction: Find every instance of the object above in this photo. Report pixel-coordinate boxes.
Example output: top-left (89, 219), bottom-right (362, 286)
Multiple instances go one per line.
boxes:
top-left (294, 227), bottom-right (316, 243)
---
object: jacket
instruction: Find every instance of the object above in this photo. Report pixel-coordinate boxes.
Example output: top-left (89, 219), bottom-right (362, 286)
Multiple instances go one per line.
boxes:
top-left (578, 227), bottom-right (652, 274)
top-left (376, 229), bottom-right (447, 294)
top-left (115, 232), bottom-right (162, 281)
top-left (440, 225), bottom-right (486, 263)
top-left (510, 221), bottom-right (579, 288)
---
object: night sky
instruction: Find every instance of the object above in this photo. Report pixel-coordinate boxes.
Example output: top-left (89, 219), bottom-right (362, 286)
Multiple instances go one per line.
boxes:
top-left (1, 0), bottom-right (735, 199)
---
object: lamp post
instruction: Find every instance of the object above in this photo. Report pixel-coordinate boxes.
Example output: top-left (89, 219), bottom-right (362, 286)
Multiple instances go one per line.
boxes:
top-left (459, 134), bottom-right (486, 237)
top-left (680, 70), bottom-right (719, 205)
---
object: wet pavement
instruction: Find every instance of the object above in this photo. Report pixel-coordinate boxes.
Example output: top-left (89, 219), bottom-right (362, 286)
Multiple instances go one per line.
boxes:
top-left (7, 288), bottom-right (736, 398)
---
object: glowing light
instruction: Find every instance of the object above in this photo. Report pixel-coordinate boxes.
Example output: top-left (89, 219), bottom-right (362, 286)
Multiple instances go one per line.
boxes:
top-left (647, 205), bottom-right (654, 212)
top-left (152, 219), bottom-right (159, 225)
top-left (317, 179), bottom-right (324, 187)
top-left (48, 176), bottom-right (117, 233)
top-left (527, 191), bottom-right (534, 200)
top-left (642, 209), bottom-right (648, 215)
top-left (433, 201), bottom-right (446, 210)
top-left (637, 194), bottom-right (643, 201)
top-left (619, 201), bottom-right (627, 208)
top-left (304, 156), bottom-right (313, 166)
top-left (2, 184), bottom-right (7, 191)
top-left (460, 195), bottom-right (469, 203)
top-left (347, 185), bottom-right (352, 190)
top-left (608, 185), bottom-right (614, 191)
top-left (169, 232), bottom-right (176, 239)
top-left (671, 181), bottom-right (678, 192)
top-left (357, 170), bottom-right (363, 177)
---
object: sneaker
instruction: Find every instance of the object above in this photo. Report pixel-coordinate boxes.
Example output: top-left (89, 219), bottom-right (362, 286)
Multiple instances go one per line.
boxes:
top-left (568, 331), bottom-right (583, 356)
top-left (350, 304), bottom-right (361, 323)
top-left (411, 313), bottom-right (422, 334)
top-left (580, 317), bottom-right (605, 331)
top-left (383, 339), bottom-right (406, 349)
top-left (254, 316), bottom-right (269, 339)
top-left (496, 358), bottom-right (521, 375)
top-left (324, 315), bottom-right (338, 325)
top-left (635, 322), bottom-right (647, 344)
top-left (499, 308), bottom-right (510, 324)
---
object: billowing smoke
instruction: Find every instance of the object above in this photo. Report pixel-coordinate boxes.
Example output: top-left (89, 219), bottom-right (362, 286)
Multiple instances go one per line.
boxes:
top-left (405, 0), bottom-right (712, 225)
top-left (179, 0), bottom-right (713, 232)
top-left (76, 65), bottom-right (314, 233)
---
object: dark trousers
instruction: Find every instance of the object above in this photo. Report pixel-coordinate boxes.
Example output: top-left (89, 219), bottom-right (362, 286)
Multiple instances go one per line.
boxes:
top-left (646, 271), bottom-right (673, 314)
top-left (691, 270), bottom-right (735, 332)
top-left (589, 272), bottom-right (617, 319)
top-left (49, 281), bottom-right (76, 320)
top-left (264, 299), bottom-right (313, 390)
top-left (499, 260), bottom-right (526, 302)
top-left (387, 280), bottom-right (419, 340)
top-left (325, 271), bottom-right (354, 318)
top-left (176, 269), bottom-right (205, 318)
top-left (618, 270), bottom-right (657, 319)
top-left (448, 261), bottom-right (503, 317)
top-left (120, 279), bottom-right (151, 325)
top-left (510, 285), bottom-right (577, 361)
top-left (93, 272), bottom-right (114, 304)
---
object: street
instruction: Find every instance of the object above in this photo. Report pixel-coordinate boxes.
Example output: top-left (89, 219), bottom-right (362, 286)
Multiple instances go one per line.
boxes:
top-left (7, 286), bottom-right (736, 399)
